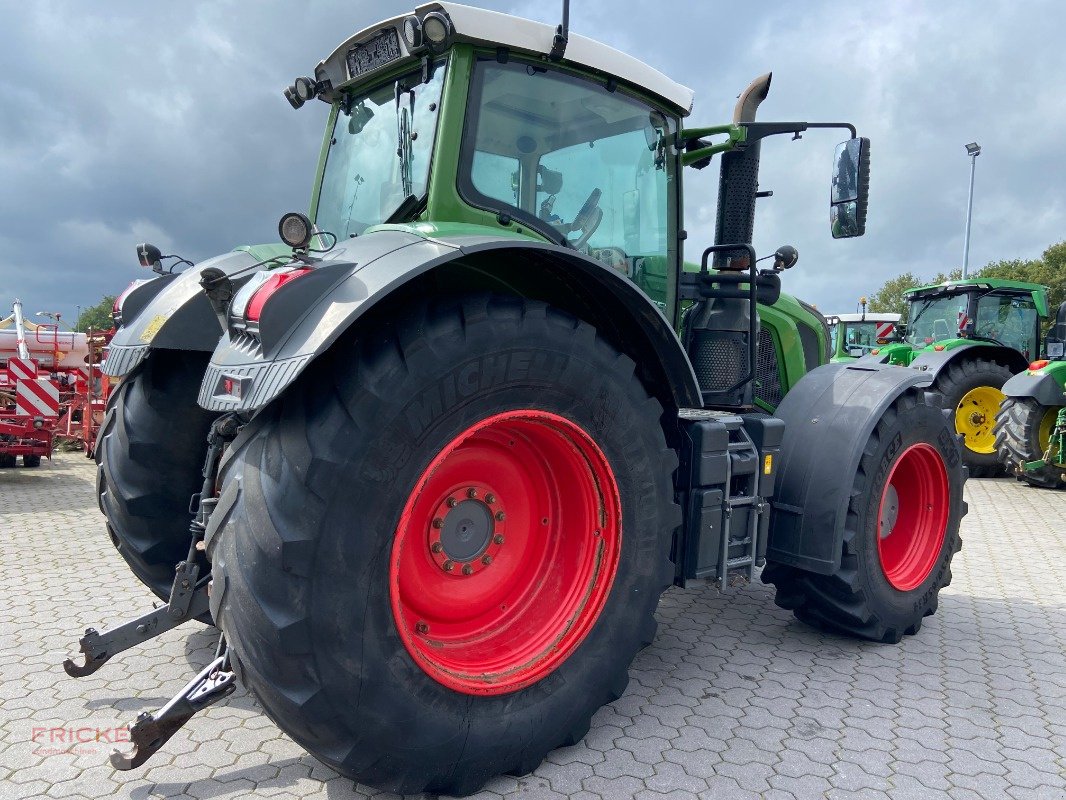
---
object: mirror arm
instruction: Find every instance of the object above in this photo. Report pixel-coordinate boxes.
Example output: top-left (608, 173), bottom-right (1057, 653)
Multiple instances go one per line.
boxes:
top-left (678, 124), bottom-right (747, 168)
top-left (678, 121), bottom-right (859, 168)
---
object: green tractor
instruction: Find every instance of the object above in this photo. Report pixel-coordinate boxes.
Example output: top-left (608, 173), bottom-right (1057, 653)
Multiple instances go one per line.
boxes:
top-left (995, 300), bottom-right (1066, 487)
top-left (826, 296), bottom-right (901, 361)
top-left (868, 277), bottom-right (1049, 475)
top-left (67, 3), bottom-right (967, 794)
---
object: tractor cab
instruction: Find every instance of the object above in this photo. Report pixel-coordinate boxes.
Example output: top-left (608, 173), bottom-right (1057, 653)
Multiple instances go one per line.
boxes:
top-left (827, 297), bottom-right (901, 361)
top-left (902, 279), bottom-right (1048, 360)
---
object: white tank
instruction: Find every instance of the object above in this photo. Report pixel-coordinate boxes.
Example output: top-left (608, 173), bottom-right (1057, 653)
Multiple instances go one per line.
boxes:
top-left (0, 327), bottom-right (90, 370)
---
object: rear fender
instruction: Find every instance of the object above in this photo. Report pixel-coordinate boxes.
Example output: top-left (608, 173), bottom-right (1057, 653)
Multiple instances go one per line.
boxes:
top-left (767, 362), bottom-right (950, 574)
top-left (198, 233), bottom-right (702, 413)
top-left (1002, 363), bottom-right (1066, 406)
top-left (908, 343), bottom-right (1028, 382)
top-left (103, 250), bottom-right (265, 377)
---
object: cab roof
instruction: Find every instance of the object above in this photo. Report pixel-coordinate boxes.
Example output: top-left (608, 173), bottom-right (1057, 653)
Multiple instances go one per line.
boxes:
top-left (905, 278), bottom-right (1050, 317)
top-left (830, 313), bottom-right (901, 323)
top-left (314, 2), bottom-right (695, 116)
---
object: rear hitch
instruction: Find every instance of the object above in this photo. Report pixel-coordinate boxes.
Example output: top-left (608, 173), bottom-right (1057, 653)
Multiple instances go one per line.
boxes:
top-left (63, 413), bottom-right (241, 676)
top-left (111, 644), bottom-right (236, 770)
top-left (62, 579), bottom-right (209, 677)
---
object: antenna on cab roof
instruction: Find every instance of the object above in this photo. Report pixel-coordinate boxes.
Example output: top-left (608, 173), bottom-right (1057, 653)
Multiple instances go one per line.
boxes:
top-left (549, 0), bottom-right (569, 61)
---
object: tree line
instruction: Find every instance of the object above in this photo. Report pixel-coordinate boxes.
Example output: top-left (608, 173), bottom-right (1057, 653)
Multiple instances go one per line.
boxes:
top-left (867, 241), bottom-right (1065, 328)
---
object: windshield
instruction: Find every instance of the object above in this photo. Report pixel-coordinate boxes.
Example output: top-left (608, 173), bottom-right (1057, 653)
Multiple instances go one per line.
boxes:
top-left (315, 64), bottom-right (445, 239)
top-left (906, 294), bottom-right (967, 345)
top-left (460, 59), bottom-right (675, 306)
top-left (840, 321), bottom-right (897, 354)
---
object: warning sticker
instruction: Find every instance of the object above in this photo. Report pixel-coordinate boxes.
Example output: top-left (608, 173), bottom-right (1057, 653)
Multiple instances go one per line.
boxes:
top-left (139, 315), bottom-right (168, 343)
top-left (763, 454), bottom-right (773, 475)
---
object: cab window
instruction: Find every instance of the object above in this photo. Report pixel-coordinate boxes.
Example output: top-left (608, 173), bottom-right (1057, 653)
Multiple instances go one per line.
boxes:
top-left (975, 293), bottom-right (1038, 357)
top-left (460, 59), bottom-right (675, 307)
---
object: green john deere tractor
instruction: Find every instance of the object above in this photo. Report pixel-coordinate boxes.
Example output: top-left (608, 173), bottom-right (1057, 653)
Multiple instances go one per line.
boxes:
top-left (67, 3), bottom-right (967, 794)
top-left (868, 277), bottom-right (1049, 475)
top-left (995, 300), bottom-right (1066, 487)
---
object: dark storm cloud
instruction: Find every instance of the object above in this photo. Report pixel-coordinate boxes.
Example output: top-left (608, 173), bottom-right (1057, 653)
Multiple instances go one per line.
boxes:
top-left (1, 0), bottom-right (1063, 323)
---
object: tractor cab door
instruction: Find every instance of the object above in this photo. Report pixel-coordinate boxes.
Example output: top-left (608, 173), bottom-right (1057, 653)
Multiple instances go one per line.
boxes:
top-left (971, 291), bottom-right (1040, 359)
top-left (460, 57), bottom-right (678, 311)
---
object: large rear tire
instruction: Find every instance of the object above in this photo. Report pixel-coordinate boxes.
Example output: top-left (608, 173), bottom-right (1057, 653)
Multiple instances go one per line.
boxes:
top-left (931, 357), bottom-right (1013, 477)
top-left (763, 390), bottom-right (966, 643)
top-left (96, 350), bottom-right (217, 601)
top-left (994, 397), bottom-right (1065, 489)
top-left (206, 296), bottom-right (679, 795)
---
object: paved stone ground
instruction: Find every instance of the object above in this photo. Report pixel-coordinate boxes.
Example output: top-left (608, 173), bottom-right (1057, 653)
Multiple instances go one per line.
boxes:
top-left (1, 452), bottom-right (1064, 800)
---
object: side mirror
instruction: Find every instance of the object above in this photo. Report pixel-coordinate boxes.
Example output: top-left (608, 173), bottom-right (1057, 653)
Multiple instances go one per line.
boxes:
top-left (830, 137), bottom-right (870, 239)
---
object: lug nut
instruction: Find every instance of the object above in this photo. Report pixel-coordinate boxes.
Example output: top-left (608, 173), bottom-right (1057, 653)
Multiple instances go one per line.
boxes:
top-left (493, 534), bottom-right (505, 545)
top-left (495, 511), bottom-right (506, 521)
top-left (485, 493), bottom-right (495, 504)
top-left (462, 564), bottom-right (474, 575)
top-left (415, 621), bottom-right (429, 634)
top-left (467, 488), bottom-right (478, 499)
top-left (443, 560), bottom-right (454, 572)
top-left (432, 518), bottom-right (443, 529)
top-left (482, 555), bottom-right (493, 565)
top-left (447, 497), bottom-right (458, 508)
top-left (431, 542), bottom-right (443, 553)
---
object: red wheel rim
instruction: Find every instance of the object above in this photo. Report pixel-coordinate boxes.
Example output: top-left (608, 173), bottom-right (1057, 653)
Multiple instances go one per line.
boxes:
top-left (876, 443), bottom-right (949, 591)
top-left (390, 410), bottom-right (622, 695)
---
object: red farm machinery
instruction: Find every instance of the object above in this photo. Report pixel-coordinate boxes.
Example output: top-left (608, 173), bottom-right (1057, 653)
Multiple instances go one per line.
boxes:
top-left (0, 299), bottom-right (112, 465)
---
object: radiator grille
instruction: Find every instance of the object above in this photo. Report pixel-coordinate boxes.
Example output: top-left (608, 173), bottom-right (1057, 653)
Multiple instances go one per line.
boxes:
top-left (755, 327), bottom-right (783, 408)
top-left (691, 330), bottom-right (747, 393)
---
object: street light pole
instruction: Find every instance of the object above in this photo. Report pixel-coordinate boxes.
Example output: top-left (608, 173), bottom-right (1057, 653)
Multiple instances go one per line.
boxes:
top-left (962, 142), bottom-right (981, 279)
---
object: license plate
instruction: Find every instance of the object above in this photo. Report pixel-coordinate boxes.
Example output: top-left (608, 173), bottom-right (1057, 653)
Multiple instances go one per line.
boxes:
top-left (347, 29), bottom-right (401, 79)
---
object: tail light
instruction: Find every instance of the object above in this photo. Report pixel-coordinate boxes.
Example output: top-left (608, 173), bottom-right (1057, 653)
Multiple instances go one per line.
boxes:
top-left (245, 268), bottom-right (313, 323)
top-left (1029, 359), bottom-right (1050, 371)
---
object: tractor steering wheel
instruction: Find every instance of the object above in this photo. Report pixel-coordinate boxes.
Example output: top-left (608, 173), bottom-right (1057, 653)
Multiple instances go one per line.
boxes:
top-left (570, 188), bottom-right (603, 251)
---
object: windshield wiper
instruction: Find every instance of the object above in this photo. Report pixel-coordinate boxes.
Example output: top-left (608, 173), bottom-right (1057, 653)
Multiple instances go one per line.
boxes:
top-left (384, 194), bottom-right (427, 224)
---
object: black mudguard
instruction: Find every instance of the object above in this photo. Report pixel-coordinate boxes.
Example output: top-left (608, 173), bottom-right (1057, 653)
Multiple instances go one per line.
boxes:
top-left (908, 343), bottom-right (1029, 382)
top-left (103, 250), bottom-right (267, 377)
top-left (767, 361), bottom-right (941, 574)
top-left (1002, 368), bottom-right (1066, 406)
top-left (197, 230), bottom-right (702, 413)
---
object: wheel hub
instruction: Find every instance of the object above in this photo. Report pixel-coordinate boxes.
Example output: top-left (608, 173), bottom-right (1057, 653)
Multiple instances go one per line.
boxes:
top-left (954, 385), bottom-right (1006, 454)
top-left (427, 483), bottom-right (505, 576)
top-left (440, 500), bottom-right (492, 561)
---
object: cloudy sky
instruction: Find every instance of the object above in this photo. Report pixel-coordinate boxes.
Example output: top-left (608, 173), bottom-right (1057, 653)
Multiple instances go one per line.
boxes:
top-left (1, 0), bottom-right (1063, 326)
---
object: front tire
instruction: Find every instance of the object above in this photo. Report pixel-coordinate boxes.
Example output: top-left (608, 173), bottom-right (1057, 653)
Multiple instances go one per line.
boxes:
top-left (96, 350), bottom-right (217, 601)
top-left (763, 390), bottom-right (966, 643)
top-left (206, 296), bottom-right (679, 795)
top-left (931, 357), bottom-right (1014, 477)
top-left (995, 397), bottom-right (1065, 489)
top-left (23, 455), bottom-right (41, 468)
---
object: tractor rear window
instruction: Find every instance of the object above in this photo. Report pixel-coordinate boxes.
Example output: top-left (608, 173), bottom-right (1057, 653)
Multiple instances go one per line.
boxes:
top-left (315, 64), bottom-right (445, 239)
top-left (460, 59), bottom-right (675, 307)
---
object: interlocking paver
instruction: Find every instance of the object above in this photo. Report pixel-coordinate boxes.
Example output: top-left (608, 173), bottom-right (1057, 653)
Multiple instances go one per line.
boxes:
top-left (3, 454), bottom-right (1065, 800)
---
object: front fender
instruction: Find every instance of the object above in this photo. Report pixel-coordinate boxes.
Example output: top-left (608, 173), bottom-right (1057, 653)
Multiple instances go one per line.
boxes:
top-left (198, 231), bottom-right (702, 413)
top-left (103, 250), bottom-right (265, 377)
top-left (767, 361), bottom-right (940, 574)
top-left (1002, 363), bottom-right (1066, 405)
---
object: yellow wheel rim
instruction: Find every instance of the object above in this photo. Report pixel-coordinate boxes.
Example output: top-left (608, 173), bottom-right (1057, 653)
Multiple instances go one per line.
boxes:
top-left (955, 385), bottom-right (1005, 454)
top-left (1038, 406), bottom-right (1058, 451)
